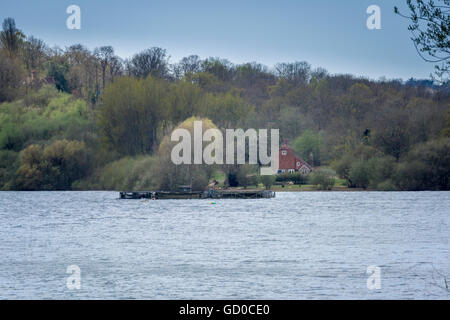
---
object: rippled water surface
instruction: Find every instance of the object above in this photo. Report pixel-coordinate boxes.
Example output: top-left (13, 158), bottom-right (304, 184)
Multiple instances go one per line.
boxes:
top-left (0, 191), bottom-right (449, 299)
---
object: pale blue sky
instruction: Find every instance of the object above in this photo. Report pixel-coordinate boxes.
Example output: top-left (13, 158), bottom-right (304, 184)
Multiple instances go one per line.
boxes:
top-left (0, 0), bottom-right (433, 80)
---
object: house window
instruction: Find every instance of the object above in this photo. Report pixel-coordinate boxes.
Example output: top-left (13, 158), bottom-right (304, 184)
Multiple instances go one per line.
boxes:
top-left (288, 169), bottom-right (295, 173)
top-left (300, 166), bottom-right (309, 174)
top-left (281, 150), bottom-right (287, 156)
top-left (280, 169), bottom-right (286, 173)
top-left (296, 161), bottom-right (301, 167)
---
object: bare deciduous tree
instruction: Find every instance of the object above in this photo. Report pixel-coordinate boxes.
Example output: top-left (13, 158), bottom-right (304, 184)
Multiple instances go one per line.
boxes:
top-left (129, 47), bottom-right (170, 79)
top-left (275, 61), bottom-right (312, 85)
top-left (94, 46), bottom-right (115, 91)
top-left (395, 0), bottom-right (450, 83)
top-left (22, 36), bottom-right (46, 72)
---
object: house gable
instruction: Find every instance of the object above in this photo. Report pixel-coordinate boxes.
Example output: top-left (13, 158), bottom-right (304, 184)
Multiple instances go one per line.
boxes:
top-left (278, 143), bottom-right (312, 174)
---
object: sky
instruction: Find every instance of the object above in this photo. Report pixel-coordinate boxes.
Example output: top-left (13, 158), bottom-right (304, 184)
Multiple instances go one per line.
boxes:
top-left (0, 0), bottom-right (435, 80)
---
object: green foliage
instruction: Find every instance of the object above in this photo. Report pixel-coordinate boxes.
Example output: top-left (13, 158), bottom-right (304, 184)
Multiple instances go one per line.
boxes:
top-left (293, 130), bottom-right (321, 165)
top-left (15, 139), bottom-right (90, 190)
top-left (332, 154), bottom-right (354, 186)
top-left (226, 170), bottom-right (239, 187)
top-left (87, 156), bottom-right (160, 191)
top-left (276, 172), bottom-right (308, 185)
top-left (201, 91), bottom-right (254, 128)
top-left (0, 54), bottom-right (24, 102)
top-left (1, 18), bottom-right (24, 58)
top-left (129, 47), bottom-right (169, 79)
top-left (372, 117), bottom-right (410, 161)
top-left (156, 117), bottom-right (217, 191)
top-left (47, 61), bottom-right (70, 92)
top-left (278, 107), bottom-right (306, 139)
top-left (334, 137), bottom-right (450, 191)
top-left (223, 164), bottom-right (259, 188)
top-left (189, 72), bottom-right (230, 93)
top-left (0, 87), bottom-right (91, 149)
top-left (442, 109), bottom-right (450, 138)
top-left (376, 179), bottom-right (397, 191)
top-left (259, 174), bottom-right (276, 189)
top-left (190, 170), bottom-right (210, 191)
top-left (366, 156), bottom-right (396, 188)
top-left (348, 160), bottom-right (371, 189)
top-left (168, 80), bottom-right (204, 124)
top-left (393, 138), bottom-right (450, 190)
top-left (235, 164), bottom-right (258, 188)
top-left (23, 85), bottom-right (59, 107)
top-left (154, 160), bottom-right (211, 192)
top-left (247, 175), bottom-right (259, 187)
top-left (0, 150), bottom-right (18, 189)
top-left (98, 157), bottom-right (138, 190)
top-left (308, 169), bottom-right (336, 190)
top-left (0, 122), bottom-right (24, 150)
top-left (99, 76), bottom-right (168, 155)
top-left (333, 145), bottom-right (395, 189)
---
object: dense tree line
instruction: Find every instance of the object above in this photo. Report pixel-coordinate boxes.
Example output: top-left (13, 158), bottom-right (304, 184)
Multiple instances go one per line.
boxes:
top-left (0, 17), bottom-right (449, 191)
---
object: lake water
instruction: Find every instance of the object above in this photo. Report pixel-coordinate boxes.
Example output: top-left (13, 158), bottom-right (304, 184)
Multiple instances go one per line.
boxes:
top-left (0, 191), bottom-right (449, 299)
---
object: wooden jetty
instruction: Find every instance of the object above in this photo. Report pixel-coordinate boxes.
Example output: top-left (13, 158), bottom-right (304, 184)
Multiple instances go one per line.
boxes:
top-left (119, 189), bottom-right (275, 200)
